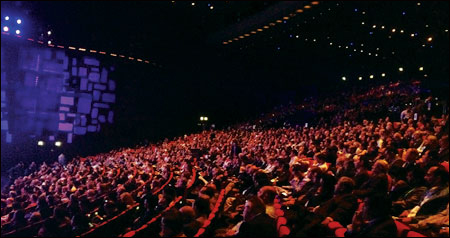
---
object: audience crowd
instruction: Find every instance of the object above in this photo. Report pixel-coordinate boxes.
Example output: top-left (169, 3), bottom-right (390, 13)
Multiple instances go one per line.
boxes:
top-left (1, 81), bottom-right (449, 237)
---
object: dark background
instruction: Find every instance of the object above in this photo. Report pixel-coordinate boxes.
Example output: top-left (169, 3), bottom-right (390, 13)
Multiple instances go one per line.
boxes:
top-left (1, 1), bottom-right (448, 170)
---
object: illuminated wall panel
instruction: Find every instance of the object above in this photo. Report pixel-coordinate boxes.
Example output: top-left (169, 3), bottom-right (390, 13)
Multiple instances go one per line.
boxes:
top-left (1, 42), bottom-right (115, 144)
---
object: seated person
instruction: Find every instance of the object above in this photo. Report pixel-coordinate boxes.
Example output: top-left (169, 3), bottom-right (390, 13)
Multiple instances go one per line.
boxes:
top-left (257, 186), bottom-right (277, 219)
top-left (292, 177), bottom-right (358, 237)
top-left (160, 208), bottom-right (186, 237)
top-left (234, 196), bottom-right (277, 237)
top-left (193, 194), bottom-right (211, 226)
top-left (391, 167), bottom-right (427, 216)
top-left (179, 206), bottom-right (201, 237)
top-left (353, 160), bottom-right (389, 198)
top-left (400, 165), bottom-right (449, 224)
top-left (409, 203), bottom-right (449, 237)
top-left (345, 195), bottom-right (397, 237)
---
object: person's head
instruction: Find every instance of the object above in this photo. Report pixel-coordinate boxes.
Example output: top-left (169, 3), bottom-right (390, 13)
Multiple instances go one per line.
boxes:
top-left (120, 192), bottom-right (135, 206)
top-left (334, 176), bottom-right (355, 195)
top-left (175, 177), bottom-right (187, 189)
top-left (314, 152), bottom-right (326, 163)
top-left (257, 186), bottom-right (277, 205)
top-left (243, 196), bottom-right (266, 222)
top-left (406, 167), bottom-right (426, 187)
top-left (403, 148), bottom-right (419, 163)
top-left (159, 187), bottom-right (176, 206)
top-left (161, 209), bottom-right (184, 237)
top-left (425, 165), bottom-right (449, 187)
top-left (179, 206), bottom-right (196, 224)
top-left (371, 160), bottom-right (389, 175)
top-left (309, 166), bottom-right (323, 183)
top-left (253, 171), bottom-right (270, 188)
top-left (355, 155), bottom-right (371, 171)
top-left (424, 135), bottom-right (439, 151)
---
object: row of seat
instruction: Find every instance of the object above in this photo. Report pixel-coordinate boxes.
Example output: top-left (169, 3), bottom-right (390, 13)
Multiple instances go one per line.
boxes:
top-left (194, 182), bottom-right (234, 237)
top-left (328, 218), bottom-right (427, 237)
top-left (120, 169), bottom-right (199, 237)
top-left (79, 171), bottom-right (173, 237)
top-left (121, 196), bottom-right (183, 237)
top-left (274, 196), bottom-right (290, 237)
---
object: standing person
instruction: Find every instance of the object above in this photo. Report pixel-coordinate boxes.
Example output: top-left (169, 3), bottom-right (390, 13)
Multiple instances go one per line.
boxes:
top-left (230, 140), bottom-right (242, 158)
top-left (58, 153), bottom-right (67, 167)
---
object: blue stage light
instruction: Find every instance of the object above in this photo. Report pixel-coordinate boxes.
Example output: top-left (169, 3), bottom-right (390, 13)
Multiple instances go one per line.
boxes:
top-left (17, 19), bottom-right (22, 24)
top-left (5, 16), bottom-right (9, 20)
top-left (3, 26), bottom-right (9, 32)
top-left (15, 29), bottom-right (20, 34)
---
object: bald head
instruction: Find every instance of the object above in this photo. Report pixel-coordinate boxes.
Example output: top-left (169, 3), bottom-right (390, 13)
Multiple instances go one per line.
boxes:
top-left (179, 206), bottom-right (196, 221)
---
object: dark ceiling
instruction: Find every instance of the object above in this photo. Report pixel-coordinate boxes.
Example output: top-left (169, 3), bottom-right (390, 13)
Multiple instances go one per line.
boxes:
top-left (1, 1), bottom-right (449, 151)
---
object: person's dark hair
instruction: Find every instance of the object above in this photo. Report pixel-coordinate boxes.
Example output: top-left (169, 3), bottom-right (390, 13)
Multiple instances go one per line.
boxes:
top-left (337, 177), bottom-right (355, 194)
top-left (433, 165), bottom-right (449, 185)
top-left (253, 171), bottom-right (270, 188)
top-left (358, 155), bottom-right (372, 170)
top-left (408, 167), bottom-right (426, 186)
top-left (162, 208), bottom-right (184, 236)
top-left (163, 187), bottom-right (176, 201)
top-left (309, 166), bottom-right (324, 177)
top-left (315, 152), bottom-right (327, 162)
top-left (193, 194), bottom-right (210, 216)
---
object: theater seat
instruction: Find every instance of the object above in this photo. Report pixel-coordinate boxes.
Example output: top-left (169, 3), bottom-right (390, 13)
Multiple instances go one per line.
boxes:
top-left (441, 161), bottom-right (449, 172)
top-left (202, 220), bottom-right (211, 228)
top-left (194, 228), bottom-right (206, 237)
top-left (275, 209), bottom-right (285, 217)
top-left (335, 227), bottom-right (347, 237)
top-left (123, 231), bottom-right (136, 237)
top-left (394, 220), bottom-right (411, 237)
top-left (406, 230), bottom-right (427, 237)
top-left (277, 217), bottom-right (287, 230)
top-left (279, 226), bottom-right (290, 237)
top-left (274, 203), bottom-right (282, 209)
top-left (328, 221), bottom-right (343, 230)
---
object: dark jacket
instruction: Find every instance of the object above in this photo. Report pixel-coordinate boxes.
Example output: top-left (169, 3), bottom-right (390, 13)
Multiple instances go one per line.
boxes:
top-left (345, 215), bottom-right (397, 237)
top-left (316, 193), bottom-right (358, 226)
top-left (353, 173), bottom-right (388, 198)
top-left (236, 213), bottom-right (277, 237)
top-left (416, 186), bottom-right (449, 218)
